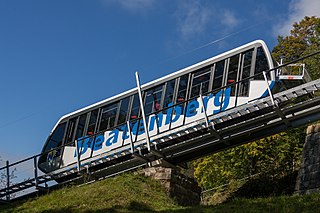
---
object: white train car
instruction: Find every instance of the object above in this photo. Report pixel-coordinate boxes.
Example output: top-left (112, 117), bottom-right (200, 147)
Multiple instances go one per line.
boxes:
top-left (38, 40), bottom-right (275, 173)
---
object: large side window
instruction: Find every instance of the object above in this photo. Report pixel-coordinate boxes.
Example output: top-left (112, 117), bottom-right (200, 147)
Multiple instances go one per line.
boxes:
top-left (99, 102), bottom-right (119, 132)
top-left (87, 109), bottom-right (99, 135)
top-left (226, 55), bottom-right (240, 96)
top-left (130, 94), bottom-right (140, 120)
top-left (190, 66), bottom-right (211, 98)
top-left (65, 118), bottom-right (77, 144)
top-left (176, 74), bottom-right (189, 103)
top-left (144, 85), bottom-right (163, 115)
top-left (254, 46), bottom-right (269, 80)
top-left (118, 97), bottom-right (130, 124)
top-left (213, 60), bottom-right (225, 91)
top-left (75, 114), bottom-right (87, 140)
top-left (43, 123), bottom-right (67, 152)
top-left (163, 79), bottom-right (176, 107)
top-left (239, 49), bottom-right (253, 97)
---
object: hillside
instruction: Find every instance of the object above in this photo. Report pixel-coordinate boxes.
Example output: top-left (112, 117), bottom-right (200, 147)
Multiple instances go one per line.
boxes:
top-left (1, 172), bottom-right (320, 212)
top-left (0, 172), bottom-right (181, 212)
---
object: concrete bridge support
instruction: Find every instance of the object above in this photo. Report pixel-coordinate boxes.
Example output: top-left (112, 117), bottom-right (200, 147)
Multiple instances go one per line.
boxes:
top-left (140, 166), bottom-right (201, 206)
top-left (295, 123), bottom-right (320, 194)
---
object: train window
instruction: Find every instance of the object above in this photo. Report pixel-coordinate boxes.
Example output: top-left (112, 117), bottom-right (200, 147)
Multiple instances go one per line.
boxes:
top-left (44, 123), bottom-right (67, 152)
top-left (118, 97), bottom-right (130, 124)
top-left (65, 118), bottom-right (77, 144)
top-left (75, 114), bottom-right (87, 140)
top-left (99, 102), bottom-right (119, 132)
top-left (213, 60), bottom-right (225, 91)
top-left (254, 47), bottom-right (269, 80)
top-left (176, 74), bottom-right (189, 103)
top-left (190, 66), bottom-right (211, 99)
top-left (239, 49), bottom-right (253, 97)
top-left (226, 55), bottom-right (240, 96)
top-left (87, 109), bottom-right (99, 135)
top-left (144, 85), bottom-right (163, 115)
top-left (130, 94), bottom-right (140, 120)
top-left (163, 79), bottom-right (176, 107)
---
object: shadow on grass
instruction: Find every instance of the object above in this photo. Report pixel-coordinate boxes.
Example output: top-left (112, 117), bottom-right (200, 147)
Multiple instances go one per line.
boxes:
top-left (7, 201), bottom-right (156, 213)
top-left (127, 200), bottom-right (154, 212)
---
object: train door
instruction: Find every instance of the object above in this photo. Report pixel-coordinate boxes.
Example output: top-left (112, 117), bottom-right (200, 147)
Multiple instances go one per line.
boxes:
top-left (189, 65), bottom-right (212, 99)
top-left (237, 49), bottom-right (254, 106)
top-left (223, 54), bottom-right (241, 108)
top-left (140, 84), bottom-right (164, 138)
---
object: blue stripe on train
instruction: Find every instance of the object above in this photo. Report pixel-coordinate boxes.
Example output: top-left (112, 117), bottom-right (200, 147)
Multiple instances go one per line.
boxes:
top-left (260, 81), bottom-right (275, 98)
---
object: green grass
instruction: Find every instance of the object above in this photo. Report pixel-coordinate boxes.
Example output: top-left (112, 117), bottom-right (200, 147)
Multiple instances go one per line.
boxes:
top-left (1, 173), bottom-right (181, 212)
top-left (1, 172), bottom-right (320, 212)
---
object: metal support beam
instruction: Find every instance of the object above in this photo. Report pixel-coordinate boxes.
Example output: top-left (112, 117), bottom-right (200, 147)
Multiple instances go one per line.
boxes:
top-left (6, 160), bottom-right (10, 201)
top-left (33, 156), bottom-right (38, 188)
top-left (199, 94), bottom-right (227, 144)
top-left (75, 140), bottom-right (81, 172)
top-left (135, 71), bottom-right (151, 152)
top-left (274, 106), bottom-right (291, 127)
top-left (150, 159), bottom-right (177, 168)
top-left (263, 71), bottom-right (276, 106)
top-left (0, 199), bottom-right (9, 204)
top-left (199, 94), bottom-right (209, 127)
top-left (150, 148), bottom-right (164, 158)
top-left (126, 121), bottom-right (134, 154)
top-left (264, 70), bottom-right (291, 127)
top-left (132, 153), bottom-right (149, 163)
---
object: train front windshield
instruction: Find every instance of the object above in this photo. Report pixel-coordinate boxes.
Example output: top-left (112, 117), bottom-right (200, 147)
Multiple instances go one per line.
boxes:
top-left (38, 123), bottom-right (66, 173)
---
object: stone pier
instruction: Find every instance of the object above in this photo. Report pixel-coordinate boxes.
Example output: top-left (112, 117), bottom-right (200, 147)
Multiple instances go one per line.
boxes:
top-left (295, 123), bottom-right (320, 194)
top-left (139, 166), bottom-right (201, 206)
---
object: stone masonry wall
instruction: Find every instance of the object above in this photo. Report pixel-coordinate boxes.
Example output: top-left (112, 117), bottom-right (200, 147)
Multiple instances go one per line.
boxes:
top-left (140, 167), bottom-right (201, 206)
top-left (295, 123), bottom-right (320, 194)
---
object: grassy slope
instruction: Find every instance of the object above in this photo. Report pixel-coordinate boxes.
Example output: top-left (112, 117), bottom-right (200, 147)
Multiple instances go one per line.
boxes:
top-left (1, 173), bottom-right (181, 212)
top-left (1, 172), bottom-right (320, 213)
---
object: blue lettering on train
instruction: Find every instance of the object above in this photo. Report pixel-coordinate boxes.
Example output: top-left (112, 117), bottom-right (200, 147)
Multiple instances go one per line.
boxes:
top-left (74, 88), bottom-right (231, 157)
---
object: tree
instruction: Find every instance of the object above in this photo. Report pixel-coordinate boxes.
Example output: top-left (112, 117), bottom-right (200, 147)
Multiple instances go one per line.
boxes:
top-left (193, 129), bottom-right (305, 189)
top-left (0, 157), bottom-right (16, 189)
top-left (272, 16), bottom-right (320, 79)
top-left (0, 156), bottom-right (6, 189)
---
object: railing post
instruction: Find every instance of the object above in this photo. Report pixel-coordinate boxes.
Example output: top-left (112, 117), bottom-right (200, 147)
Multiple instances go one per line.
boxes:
top-left (199, 94), bottom-right (209, 128)
top-left (75, 140), bottom-right (81, 172)
top-left (263, 71), bottom-right (276, 106)
top-left (127, 121), bottom-right (134, 154)
top-left (6, 160), bottom-right (10, 201)
top-left (135, 71), bottom-right (151, 152)
top-left (33, 156), bottom-right (38, 188)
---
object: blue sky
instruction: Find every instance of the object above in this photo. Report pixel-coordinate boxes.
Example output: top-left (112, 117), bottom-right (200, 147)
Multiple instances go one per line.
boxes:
top-left (0, 0), bottom-right (319, 166)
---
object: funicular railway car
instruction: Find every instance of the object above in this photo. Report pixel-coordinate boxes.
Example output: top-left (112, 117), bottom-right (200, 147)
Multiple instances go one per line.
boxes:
top-left (38, 40), bottom-right (276, 174)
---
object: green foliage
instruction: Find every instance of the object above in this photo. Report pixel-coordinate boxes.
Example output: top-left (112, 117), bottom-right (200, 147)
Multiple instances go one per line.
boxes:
top-left (193, 128), bottom-right (305, 190)
top-left (272, 16), bottom-right (320, 79)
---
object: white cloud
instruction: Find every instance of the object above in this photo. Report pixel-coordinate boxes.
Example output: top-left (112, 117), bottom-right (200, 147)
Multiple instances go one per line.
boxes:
top-left (103, 0), bottom-right (156, 13)
top-left (175, 1), bottom-right (212, 39)
top-left (275, 0), bottom-right (320, 36)
top-left (221, 10), bottom-right (239, 28)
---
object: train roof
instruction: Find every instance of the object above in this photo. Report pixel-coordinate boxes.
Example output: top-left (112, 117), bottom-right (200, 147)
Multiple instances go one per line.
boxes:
top-left (52, 39), bottom-right (272, 132)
